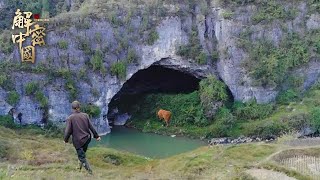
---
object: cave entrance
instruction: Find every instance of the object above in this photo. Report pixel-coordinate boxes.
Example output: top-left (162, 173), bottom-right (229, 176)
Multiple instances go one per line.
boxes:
top-left (107, 65), bottom-right (201, 125)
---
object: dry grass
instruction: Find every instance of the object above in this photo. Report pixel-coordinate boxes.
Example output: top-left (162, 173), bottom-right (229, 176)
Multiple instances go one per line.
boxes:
top-left (270, 148), bottom-right (320, 179)
top-left (3, 124), bottom-right (320, 180)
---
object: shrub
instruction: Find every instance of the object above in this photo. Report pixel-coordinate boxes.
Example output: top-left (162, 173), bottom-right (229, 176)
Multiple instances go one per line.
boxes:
top-left (283, 112), bottom-right (311, 132)
top-left (126, 48), bottom-right (138, 63)
top-left (199, 76), bottom-right (228, 114)
top-left (222, 11), bottom-right (234, 19)
top-left (91, 50), bottom-right (106, 75)
top-left (94, 33), bottom-right (102, 43)
top-left (211, 51), bottom-right (219, 62)
top-left (243, 120), bottom-right (287, 138)
top-left (57, 40), bottom-right (68, 49)
top-left (196, 51), bottom-right (207, 65)
top-left (176, 26), bottom-right (207, 65)
top-left (208, 108), bottom-right (235, 137)
top-left (0, 115), bottom-right (16, 128)
top-left (77, 37), bottom-right (92, 55)
top-left (43, 121), bottom-right (64, 138)
top-left (276, 89), bottom-right (299, 105)
top-left (0, 30), bottom-right (14, 54)
top-left (35, 91), bottom-right (48, 108)
top-left (245, 34), bottom-right (310, 87)
top-left (311, 107), bottom-right (320, 132)
top-left (128, 91), bottom-right (208, 126)
top-left (232, 100), bottom-right (274, 120)
top-left (252, 1), bottom-right (297, 24)
top-left (307, 0), bottom-right (320, 14)
top-left (110, 61), bottom-right (127, 80)
top-left (25, 82), bottom-right (39, 95)
top-left (218, 0), bottom-right (255, 7)
top-left (65, 79), bottom-right (77, 102)
top-left (57, 68), bottom-right (71, 79)
top-left (0, 74), bottom-right (15, 91)
top-left (146, 29), bottom-right (159, 45)
top-left (0, 74), bottom-right (8, 86)
top-left (7, 91), bottom-right (20, 106)
top-left (82, 104), bottom-right (101, 118)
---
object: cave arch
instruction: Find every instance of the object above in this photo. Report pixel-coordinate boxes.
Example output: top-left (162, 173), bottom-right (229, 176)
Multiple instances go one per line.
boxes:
top-left (107, 65), bottom-right (202, 122)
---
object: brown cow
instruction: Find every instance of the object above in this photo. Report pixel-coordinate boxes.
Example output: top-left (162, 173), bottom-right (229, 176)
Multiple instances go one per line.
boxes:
top-left (157, 109), bottom-right (172, 127)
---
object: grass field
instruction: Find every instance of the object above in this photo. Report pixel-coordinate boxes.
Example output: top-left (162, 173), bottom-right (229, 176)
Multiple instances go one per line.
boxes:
top-left (1, 125), bottom-right (320, 180)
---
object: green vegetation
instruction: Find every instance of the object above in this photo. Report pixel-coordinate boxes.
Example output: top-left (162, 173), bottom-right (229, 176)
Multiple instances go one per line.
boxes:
top-left (56, 68), bottom-right (78, 101)
top-left (0, 73), bottom-right (15, 91)
top-left (25, 82), bottom-right (39, 96)
top-left (232, 100), bottom-right (274, 120)
top-left (65, 78), bottom-right (77, 102)
top-left (35, 91), bottom-right (49, 108)
top-left (126, 48), bottom-right (138, 64)
top-left (252, 1), bottom-right (296, 24)
top-left (242, 34), bottom-right (310, 87)
top-left (2, 123), bottom-right (299, 179)
top-left (308, 0), bottom-right (320, 14)
top-left (77, 37), bottom-right (92, 55)
top-left (222, 11), bottom-right (234, 19)
top-left (81, 104), bottom-right (101, 118)
top-left (90, 50), bottom-right (107, 75)
top-left (110, 61), bottom-right (127, 80)
top-left (146, 29), bottom-right (159, 45)
top-left (199, 76), bottom-right (228, 111)
top-left (0, 115), bottom-right (16, 128)
top-left (6, 91), bottom-right (20, 106)
top-left (0, 30), bottom-right (14, 54)
top-left (57, 40), bottom-right (68, 49)
top-left (218, 0), bottom-right (255, 7)
top-left (94, 32), bottom-right (102, 43)
top-left (276, 89), bottom-right (300, 105)
top-left (123, 79), bottom-right (320, 139)
top-left (177, 27), bottom-right (208, 65)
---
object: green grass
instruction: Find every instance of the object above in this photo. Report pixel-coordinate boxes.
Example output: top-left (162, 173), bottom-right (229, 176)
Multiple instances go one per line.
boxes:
top-left (121, 81), bottom-right (320, 139)
top-left (110, 61), bottom-right (127, 80)
top-left (2, 123), bottom-right (320, 179)
top-left (57, 40), bottom-right (68, 50)
top-left (90, 50), bottom-right (107, 75)
top-left (252, 0), bottom-right (297, 24)
top-left (25, 82), bottom-right (39, 96)
top-left (6, 91), bottom-right (20, 106)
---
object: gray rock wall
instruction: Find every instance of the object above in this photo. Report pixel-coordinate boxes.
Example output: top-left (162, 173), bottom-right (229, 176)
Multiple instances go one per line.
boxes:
top-left (1, 1), bottom-right (320, 135)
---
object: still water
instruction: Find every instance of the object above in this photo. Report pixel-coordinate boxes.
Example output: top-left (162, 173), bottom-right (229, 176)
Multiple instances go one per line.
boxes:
top-left (90, 126), bottom-right (206, 158)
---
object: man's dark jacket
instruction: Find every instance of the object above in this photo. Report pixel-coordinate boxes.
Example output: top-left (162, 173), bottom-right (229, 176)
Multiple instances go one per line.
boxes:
top-left (64, 111), bottom-right (99, 149)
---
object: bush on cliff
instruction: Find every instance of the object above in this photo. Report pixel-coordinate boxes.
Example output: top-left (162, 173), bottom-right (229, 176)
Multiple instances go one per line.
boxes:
top-left (232, 100), bottom-right (274, 120)
top-left (6, 91), bottom-right (20, 106)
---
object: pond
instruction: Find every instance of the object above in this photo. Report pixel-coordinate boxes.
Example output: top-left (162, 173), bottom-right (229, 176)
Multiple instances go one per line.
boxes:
top-left (90, 126), bottom-right (206, 158)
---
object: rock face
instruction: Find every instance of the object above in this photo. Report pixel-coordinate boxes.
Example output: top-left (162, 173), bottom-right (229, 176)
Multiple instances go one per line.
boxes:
top-left (0, 1), bottom-right (320, 135)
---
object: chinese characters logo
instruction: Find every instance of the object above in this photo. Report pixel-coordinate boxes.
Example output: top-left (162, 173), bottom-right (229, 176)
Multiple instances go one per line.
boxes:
top-left (11, 9), bottom-right (47, 63)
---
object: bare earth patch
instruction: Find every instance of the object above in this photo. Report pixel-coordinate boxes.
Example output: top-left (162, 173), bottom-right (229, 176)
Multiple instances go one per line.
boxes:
top-left (246, 168), bottom-right (297, 180)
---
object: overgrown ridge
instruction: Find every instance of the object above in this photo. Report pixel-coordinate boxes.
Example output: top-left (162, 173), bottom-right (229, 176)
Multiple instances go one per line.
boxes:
top-left (1, 124), bottom-right (320, 180)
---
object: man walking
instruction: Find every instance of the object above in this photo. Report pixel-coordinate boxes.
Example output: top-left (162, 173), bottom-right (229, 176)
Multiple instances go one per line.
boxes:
top-left (64, 101), bottom-right (101, 174)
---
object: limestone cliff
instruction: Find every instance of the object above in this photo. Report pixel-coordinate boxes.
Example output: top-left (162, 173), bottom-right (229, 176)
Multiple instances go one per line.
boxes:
top-left (0, 0), bottom-right (319, 135)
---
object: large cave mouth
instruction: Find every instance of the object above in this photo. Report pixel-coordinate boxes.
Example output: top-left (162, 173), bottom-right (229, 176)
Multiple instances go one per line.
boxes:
top-left (107, 65), bottom-right (202, 123)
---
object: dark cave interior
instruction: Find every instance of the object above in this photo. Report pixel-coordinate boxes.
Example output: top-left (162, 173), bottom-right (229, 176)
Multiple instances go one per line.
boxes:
top-left (107, 65), bottom-right (202, 120)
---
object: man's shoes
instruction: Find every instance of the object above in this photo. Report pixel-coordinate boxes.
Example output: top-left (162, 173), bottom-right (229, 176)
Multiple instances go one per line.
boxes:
top-left (79, 162), bottom-right (83, 171)
top-left (83, 161), bottom-right (93, 175)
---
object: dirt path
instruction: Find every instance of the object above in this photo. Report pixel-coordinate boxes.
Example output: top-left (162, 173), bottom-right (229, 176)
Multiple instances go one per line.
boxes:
top-left (246, 168), bottom-right (297, 180)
